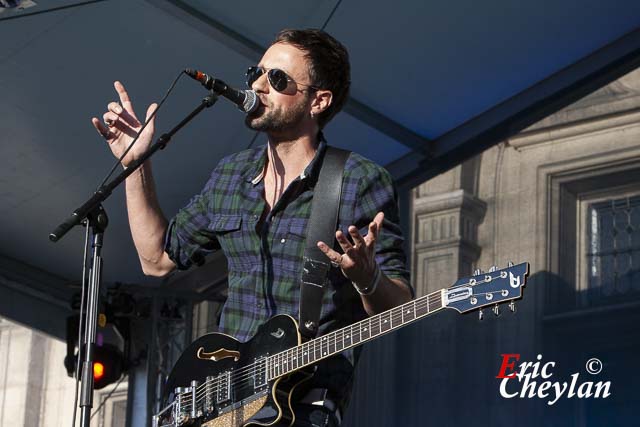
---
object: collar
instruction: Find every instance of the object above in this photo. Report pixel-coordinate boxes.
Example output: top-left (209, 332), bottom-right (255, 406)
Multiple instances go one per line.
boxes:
top-left (243, 132), bottom-right (328, 185)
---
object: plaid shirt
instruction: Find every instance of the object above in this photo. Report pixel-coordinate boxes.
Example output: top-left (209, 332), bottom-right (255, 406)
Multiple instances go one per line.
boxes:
top-left (164, 137), bottom-right (410, 397)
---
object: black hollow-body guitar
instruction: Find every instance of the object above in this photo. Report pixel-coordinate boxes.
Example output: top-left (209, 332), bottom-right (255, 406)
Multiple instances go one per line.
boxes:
top-left (153, 263), bottom-right (529, 427)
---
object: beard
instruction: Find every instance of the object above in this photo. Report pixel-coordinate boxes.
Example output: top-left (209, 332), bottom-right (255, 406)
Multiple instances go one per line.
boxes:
top-left (244, 95), bottom-right (309, 134)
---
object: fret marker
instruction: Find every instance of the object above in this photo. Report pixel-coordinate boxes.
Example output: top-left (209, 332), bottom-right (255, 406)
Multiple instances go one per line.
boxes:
top-left (323, 352), bottom-right (327, 355)
top-left (304, 352), bottom-right (307, 355)
top-left (346, 335), bottom-right (350, 339)
top-left (383, 320), bottom-right (388, 323)
top-left (364, 328), bottom-right (367, 331)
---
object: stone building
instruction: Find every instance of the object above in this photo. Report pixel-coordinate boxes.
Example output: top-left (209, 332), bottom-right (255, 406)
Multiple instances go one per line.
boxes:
top-left (346, 67), bottom-right (640, 426)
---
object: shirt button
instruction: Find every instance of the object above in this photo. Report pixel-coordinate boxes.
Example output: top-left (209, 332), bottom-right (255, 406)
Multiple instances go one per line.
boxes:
top-left (280, 238), bottom-right (286, 243)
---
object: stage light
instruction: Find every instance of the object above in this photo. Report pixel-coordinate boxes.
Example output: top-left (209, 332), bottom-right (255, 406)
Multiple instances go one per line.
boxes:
top-left (64, 313), bottom-right (129, 390)
top-left (94, 362), bottom-right (105, 381)
top-left (92, 343), bottom-right (124, 390)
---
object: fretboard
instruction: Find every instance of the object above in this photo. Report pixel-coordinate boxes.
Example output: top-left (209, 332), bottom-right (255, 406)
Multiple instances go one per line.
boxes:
top-left (267, 289), bottom-right (445, 379)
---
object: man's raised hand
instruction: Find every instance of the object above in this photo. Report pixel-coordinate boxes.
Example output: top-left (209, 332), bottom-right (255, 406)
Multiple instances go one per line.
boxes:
top-left (91, 81), bottom-right (157, 167)
top-left (317, 211), bottom-right (384, 288)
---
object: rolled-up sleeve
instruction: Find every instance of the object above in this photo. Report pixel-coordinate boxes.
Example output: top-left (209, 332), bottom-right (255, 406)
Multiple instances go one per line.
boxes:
top-left (164, 171), bottom-right (222, 270)
top-left (352, 159), bottom-right (413, 296)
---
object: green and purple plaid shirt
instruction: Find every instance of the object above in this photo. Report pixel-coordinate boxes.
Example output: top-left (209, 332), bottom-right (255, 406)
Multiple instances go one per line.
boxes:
top-left (164, 138), bottom-right (410, 397)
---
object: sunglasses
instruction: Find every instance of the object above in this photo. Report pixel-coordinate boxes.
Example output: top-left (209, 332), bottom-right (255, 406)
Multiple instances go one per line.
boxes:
top-left (246, 66), bottom-right (319, 93)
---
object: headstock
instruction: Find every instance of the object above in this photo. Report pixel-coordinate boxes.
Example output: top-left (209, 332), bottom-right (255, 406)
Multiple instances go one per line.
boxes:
top-left (443, 262), bottom-right (529, 314)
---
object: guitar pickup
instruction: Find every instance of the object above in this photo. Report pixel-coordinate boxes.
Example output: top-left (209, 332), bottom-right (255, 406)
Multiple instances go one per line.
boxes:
top-left (253, 357), bottom-right (268, 390)
top-left (215, 371), bottom-right (231, 404)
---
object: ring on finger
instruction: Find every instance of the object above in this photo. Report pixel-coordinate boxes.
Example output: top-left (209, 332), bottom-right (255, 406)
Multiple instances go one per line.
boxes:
top-left (105, 118), bottom-right (115, 127)
top-left (331, 257), bottom-right (342, 268)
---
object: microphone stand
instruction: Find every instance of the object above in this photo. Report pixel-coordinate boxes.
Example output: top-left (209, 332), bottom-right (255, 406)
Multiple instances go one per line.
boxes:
top-left (50, 91), bottom-right (219, 427)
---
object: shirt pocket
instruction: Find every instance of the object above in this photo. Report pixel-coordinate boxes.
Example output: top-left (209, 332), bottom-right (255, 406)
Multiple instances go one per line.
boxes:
top-left (207, 214), bottom-right (252, 271)
top-left (274, 217), bottom-right (308, 274)
top-left (209, 214), bottom-right (242, 233)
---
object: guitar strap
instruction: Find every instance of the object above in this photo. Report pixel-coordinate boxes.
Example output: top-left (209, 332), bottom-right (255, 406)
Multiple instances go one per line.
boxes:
top-left (298, 144), bottom-right (350, 340)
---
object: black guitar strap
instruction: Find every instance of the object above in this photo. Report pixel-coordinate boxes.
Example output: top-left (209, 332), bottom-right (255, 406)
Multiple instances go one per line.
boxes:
top-left (298, 145), bottom-right (350, 340)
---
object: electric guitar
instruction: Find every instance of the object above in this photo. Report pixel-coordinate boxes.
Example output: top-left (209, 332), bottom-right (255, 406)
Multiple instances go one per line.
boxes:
top-left (153, 262), bottom-right (529, 427)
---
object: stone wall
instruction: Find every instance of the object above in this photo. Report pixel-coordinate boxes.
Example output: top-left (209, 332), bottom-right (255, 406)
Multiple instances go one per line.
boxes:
top-left (405, 67), bottom-right (640, 426)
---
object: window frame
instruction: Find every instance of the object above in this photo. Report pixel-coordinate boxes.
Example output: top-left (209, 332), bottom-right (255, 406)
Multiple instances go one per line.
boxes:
top-left (576, 184), bottom-right (640, 307)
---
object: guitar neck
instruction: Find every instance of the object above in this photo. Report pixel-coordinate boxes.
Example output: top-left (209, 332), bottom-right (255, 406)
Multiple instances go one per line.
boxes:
top-left (267, 289), bottom-right (445, 380)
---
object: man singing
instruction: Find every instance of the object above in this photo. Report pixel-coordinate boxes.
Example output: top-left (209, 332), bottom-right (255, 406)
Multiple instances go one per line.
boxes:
top-left (92, 28), bottom-right (411, 427)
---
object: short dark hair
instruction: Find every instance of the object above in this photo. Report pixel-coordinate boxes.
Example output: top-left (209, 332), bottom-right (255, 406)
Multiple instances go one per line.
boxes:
top-left (273, 28), bottom-right (350, 129)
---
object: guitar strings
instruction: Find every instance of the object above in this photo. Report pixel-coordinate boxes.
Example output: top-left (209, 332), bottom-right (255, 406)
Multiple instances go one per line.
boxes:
top-left (174, 292), bottom-right (446, 412)
top-left (181, 290), bottom-right (453, 413)
top-left (177, 285), bottom-right (507, 418)
top-left (188, 293), bottom-right (441, 410)
top-left (202, 292), bottom-right (443, 391)
top-left (249, 287), bottom-right (445, 383)
top-left (190, 293), bottom-right (444, 398)
top-left (169, 271), bottom-right (519, 417)
top-left (181, 271), bottom-right (518, 410)
top-left (180, 293), bottom-right (441, 404)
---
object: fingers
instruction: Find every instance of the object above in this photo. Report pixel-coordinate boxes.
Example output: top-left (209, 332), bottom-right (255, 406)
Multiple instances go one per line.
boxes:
top-left (336, 223), bottom-right (372, 253)
top-left (111, 119), bottom-right (140, 139)
top-left (145, 103), bottom-right (158, 122)
top-left (373, 211), bottom-right (384, 229)
top-left (348, 225), bottom-right (366, 247)
top-left (320, 214), bottom-right (386, 285)
top-left (103, 110), bottom-right (119, 126)
top-left (340, 213), bottom-right (383, 249)
top-left (114, 81), bottom-right (138, 119)
top-left (92, 82), bottom-right (150, 144)
top-left (98, 112), bottom-right (137, 139)
top-left (317, 240), bottom-right (348, 266)
top-left (336, 229), bottom-right (354, 253)
top-left (365, 212), bottom-right (385, 245)
top-left (144, 103), bottom-right (158, 131)
top-left (92, 117), bottom-right (112, 139)
top-left (107, 101), bottom-right (140, 128)
top-left (364, 221), bottom-right (378, 246)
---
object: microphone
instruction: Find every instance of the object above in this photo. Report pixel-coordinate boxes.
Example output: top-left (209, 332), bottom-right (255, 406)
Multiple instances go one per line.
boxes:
top-left (185, 68), bottom-right (259, 113)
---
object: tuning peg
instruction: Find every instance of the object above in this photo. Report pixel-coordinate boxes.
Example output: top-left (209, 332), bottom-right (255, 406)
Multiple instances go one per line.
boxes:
top-left (478, 309), bottom-right (484, 321)
top-left (473, 269), bottom-right (482, 276)
top-left (508, 261), bottom-right (514, 267)
top-left (488, 265), bottom-right (497, 272)
top-left (509, 301), bottom-right (516, 313)
top-left (492, 304), bottom-right (500, 316)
